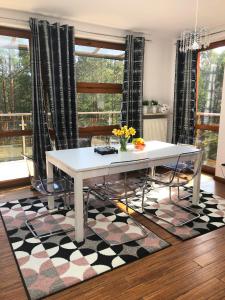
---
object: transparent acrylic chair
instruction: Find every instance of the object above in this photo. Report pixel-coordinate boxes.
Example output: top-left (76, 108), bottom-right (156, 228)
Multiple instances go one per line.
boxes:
top-left (52, 137), bottom-right (92, 207)
top-left (85, 158), bottom-right (152, 245)
top-left (22, 154), bottom-right (74, 239)
top-left (145, 150), bottom-right (203, 226)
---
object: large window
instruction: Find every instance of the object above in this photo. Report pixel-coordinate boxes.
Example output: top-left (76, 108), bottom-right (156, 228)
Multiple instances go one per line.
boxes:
top-left (0, 29), bottom-right (32, 166)
top-left (0, 29), bottom-right (125, 183)
top-left (196, 41), bottom-right (225, 170)
top-left (75, 39), bottom-right (125, 131)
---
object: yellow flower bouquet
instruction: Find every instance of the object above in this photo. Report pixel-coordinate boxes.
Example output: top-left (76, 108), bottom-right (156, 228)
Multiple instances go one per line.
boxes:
top-left (112, 125), bottom-right (136, 151)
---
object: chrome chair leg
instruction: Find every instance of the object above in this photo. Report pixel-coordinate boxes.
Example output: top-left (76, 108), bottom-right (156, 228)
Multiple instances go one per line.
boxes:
top-left (169, 186), bottom-right (172, 201)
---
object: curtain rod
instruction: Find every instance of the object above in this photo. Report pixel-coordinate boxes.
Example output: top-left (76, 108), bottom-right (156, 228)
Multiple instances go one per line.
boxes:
top-left (77, 28), bottom-right (151, 42)
top-left (0, 15), bottom-right (151, 42)
top-left (209, 29), bottom-right (225, 36)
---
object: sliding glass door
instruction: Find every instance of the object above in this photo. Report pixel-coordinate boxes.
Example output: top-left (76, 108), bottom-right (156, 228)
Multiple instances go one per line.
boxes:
top-left (196, 43), bottom-right (225, 171)
top-left (0, 29), bottom-right (32, 182)
top-left (0, 29), bottom-right (125, 184)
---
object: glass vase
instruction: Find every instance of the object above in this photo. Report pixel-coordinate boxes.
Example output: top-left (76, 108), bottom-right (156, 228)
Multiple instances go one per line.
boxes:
top-left (120, 138), bottom-right (128, 152)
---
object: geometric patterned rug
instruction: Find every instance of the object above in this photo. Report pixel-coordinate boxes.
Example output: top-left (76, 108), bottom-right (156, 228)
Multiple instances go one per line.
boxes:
top-left (121, 186), bottom-right (225, 240)
top-left (0, 195), bottom-right (169, 300)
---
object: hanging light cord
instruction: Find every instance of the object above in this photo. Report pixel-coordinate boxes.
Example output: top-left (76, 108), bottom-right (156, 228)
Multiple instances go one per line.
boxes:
top-left (194, 0), bottom-right (199, 32)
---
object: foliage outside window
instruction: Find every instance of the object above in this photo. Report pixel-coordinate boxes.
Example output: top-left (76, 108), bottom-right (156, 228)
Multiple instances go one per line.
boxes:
top-left (75, 40), bottom-right (125, 128)
top-left (196, 45), bottom-right (225, 168)
top-left (0, 33), bottom-right (32, 163)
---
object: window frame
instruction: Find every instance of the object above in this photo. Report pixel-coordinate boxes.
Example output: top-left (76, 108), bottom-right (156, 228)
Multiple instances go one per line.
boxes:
top-left (75, 38), bottom-right (125, 133)
top-left (196, 39), bottom-right (225, 132)
top-left (196, 39), bottom-right (225, 173)
top-left (0, 28), bottom-right (123, 186)
top-left (0, 26), bottom-right (32, 140)
top-left (0, 29), bottom-right (124, 140)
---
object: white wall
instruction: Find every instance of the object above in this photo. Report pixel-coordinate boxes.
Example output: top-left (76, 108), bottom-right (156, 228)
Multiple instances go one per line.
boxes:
top-left (143, 37), bottom-right (175, 106)
top-left (143, 37), bottom-right (176, 142)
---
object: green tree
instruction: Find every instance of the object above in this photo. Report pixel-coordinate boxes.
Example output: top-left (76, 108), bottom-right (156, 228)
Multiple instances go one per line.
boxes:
top-left (0, 42), bottom-right (31, 114)
top-left (76, 54), bottom-right (124, 127)
top-left (198, 47), bottom-right (225, 164)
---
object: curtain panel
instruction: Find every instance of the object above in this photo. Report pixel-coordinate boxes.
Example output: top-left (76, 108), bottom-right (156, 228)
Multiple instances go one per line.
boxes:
top-left (30, 18), bottom-right (78, 177)
top-left (172, 41), bottom-right (198, 144)
top-left (121, 35), bottom-right (145, 137)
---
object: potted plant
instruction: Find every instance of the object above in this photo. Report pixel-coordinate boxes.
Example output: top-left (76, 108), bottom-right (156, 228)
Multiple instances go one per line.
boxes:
top-left (150, 100), bottom-right (158, 113)
top-left (143, 100), bottom-right (149, 114)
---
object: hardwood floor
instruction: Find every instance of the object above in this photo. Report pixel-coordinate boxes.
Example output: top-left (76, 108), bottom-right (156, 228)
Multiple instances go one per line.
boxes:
top-left (0, 173), bottom-right (225, 300)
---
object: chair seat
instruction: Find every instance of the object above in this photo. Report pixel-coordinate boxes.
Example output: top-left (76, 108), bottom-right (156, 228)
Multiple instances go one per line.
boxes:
top-left (32, 177), bottom-right (67, 195)
top-left (162, 162), bottom-right (193, 173)
top-left (149, 167), bottom-right (192, 188)
top-left (90, 176), bottom-right (151, 201)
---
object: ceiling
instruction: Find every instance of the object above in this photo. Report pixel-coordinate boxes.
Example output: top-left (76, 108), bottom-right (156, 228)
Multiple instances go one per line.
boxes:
top-left (0, 0), bottom-right (225, 36)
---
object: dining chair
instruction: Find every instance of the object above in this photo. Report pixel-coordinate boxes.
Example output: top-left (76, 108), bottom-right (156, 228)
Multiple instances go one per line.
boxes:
top-left (52, 137), bottom-right (92, 201)
top-left (144, 150), bottom-right (203, 226)
top-left (22, 153), bottom-right (74, 239)
top-left (162, 135), bottom-right (202, 200)
top-left (85, 158), bottom-right (152, 244)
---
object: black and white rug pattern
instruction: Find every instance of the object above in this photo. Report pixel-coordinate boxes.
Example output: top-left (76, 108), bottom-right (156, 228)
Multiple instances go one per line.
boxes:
top-left (0, 195), bottom-right (170, 300)
top-left (120, 186), bottom-right (225, 240)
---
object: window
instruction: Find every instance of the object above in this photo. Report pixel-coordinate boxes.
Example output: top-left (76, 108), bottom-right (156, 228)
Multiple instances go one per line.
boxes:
top-left (196, 41), bottom-right (225, 170)
top-left (0, 30), bottom-right (125, 183)
top-left (0, 28), bottom-right (32, 182)
top-left (0, 30), bottom-right (32, 161)
top-left (75, 39), bottom-right (125, 133)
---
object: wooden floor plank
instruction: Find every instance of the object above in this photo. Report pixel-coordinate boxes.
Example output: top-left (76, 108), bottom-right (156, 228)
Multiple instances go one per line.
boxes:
top-left (176, 278), bottom-right (225, 300)
top-left (141, 257), bottom-right (225, 300)
top-left (194, 243), bottom-right (225, 267)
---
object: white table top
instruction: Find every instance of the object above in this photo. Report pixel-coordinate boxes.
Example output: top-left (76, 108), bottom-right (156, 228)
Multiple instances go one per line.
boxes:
top-left (46, 141), bottom-right (199, 173)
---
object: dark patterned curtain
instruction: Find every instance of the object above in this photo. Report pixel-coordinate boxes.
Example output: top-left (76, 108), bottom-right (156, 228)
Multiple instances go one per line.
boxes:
top-left (172, 41), bottom-right (198, 144)
top-left (121, 35), bottom-right (145, 137)
top-left (30, 18), bottom-right (78, 177)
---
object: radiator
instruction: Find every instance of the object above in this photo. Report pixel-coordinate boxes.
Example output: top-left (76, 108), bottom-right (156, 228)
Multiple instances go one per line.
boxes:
top-left (143, 117), bottom-right (168, 142)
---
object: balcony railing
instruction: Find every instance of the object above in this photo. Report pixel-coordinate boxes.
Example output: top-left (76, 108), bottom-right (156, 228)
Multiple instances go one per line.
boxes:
top-left (195, 112), bottom-right (220, 169)
top-left (0, 111), bottom-right (120, 163)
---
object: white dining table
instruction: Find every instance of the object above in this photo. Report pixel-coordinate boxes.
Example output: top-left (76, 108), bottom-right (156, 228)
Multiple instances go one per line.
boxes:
top-left (46, 140), bottom-right (202, 242)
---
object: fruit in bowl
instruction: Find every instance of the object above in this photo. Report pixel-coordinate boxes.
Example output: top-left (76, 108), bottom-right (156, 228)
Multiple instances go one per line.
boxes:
top-left (132, 138), bottom-right (146, 150)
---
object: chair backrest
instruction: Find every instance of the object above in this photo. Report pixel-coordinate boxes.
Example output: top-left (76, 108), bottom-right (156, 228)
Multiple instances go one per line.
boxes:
top-left (53, 137), bottom-right (92, 150)
top-left (21, 153), bottom-right (35, 178)
top-left (21, 153), bottom-right (47, 192)
top-left (106, 157), bottom-right (151, 189)
top-left (169, 150), bottom-right (203, 185)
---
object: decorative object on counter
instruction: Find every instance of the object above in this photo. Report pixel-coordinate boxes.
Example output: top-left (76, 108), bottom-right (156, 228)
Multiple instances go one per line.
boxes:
top-left (150, 100), bottom-right (158, 113)
top-left (112, 125), bottom-right (136, 152)
top-left (94, 146), bottom-right (118, 155)
top-left (143, 100), bottom-right (149, 114)
top-left (132, 138), bottom-right (146, 150)
top-left (159, 104), bottom-right (169, 114)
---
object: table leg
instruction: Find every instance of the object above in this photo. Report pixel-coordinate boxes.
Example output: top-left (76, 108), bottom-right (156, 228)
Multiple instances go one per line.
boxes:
top-left (74, 175), bottom-right (84, 242)
top-left (192, 155), bottom-right (202, 205)
top-left (46, 159), bottom-right (54, 210)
